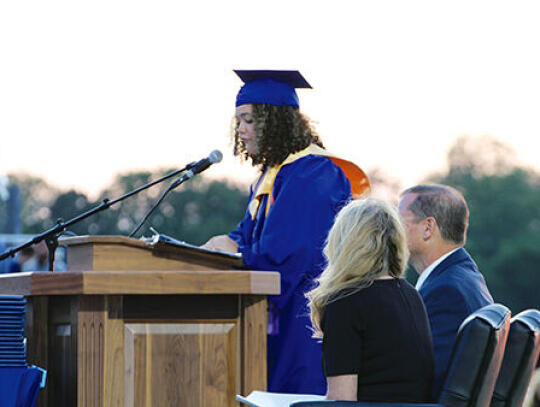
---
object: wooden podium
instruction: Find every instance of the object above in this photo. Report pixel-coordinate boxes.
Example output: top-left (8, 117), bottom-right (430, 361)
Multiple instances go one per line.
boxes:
top-left (0, 236), bottom-right (280, 407)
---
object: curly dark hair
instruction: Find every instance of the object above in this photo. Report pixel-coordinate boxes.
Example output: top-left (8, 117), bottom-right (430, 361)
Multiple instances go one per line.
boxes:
top-left (232, 104), bottom-right (324, 169)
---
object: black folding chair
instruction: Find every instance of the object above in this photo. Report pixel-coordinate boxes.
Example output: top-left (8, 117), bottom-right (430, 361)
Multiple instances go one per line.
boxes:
top-left (291, 303), bottom-right (511, 407)
top-left (491, 309), bottom-right (540, 407)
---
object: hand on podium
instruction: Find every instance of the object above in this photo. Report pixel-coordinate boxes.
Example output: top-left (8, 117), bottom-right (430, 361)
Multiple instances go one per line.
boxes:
top-left (202, 235), bottom-right (239, 253)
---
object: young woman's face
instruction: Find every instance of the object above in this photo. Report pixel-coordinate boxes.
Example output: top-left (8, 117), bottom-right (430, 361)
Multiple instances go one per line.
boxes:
top-left (235, 104), bottom-right (257, 156)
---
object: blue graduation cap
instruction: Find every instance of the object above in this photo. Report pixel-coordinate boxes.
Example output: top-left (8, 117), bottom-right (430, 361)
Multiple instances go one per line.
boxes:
top-left (234, 70), bottom-right (312, 108)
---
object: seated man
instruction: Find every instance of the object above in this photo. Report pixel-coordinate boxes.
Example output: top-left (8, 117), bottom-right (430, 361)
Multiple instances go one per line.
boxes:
top-left (398, 184), bottom-right (494, 398)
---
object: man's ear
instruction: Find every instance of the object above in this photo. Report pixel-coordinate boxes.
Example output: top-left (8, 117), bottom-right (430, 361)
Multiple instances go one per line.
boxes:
top-left (423, 217), bottom-right (437, 240)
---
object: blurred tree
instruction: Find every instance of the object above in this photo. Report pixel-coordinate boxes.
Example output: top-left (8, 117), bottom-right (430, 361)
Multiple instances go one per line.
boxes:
top-left (4, 173), bottom-right (60, 233)
top-left (49, 190), bottom-right (94, 236)
top-left (94, 169), bottom-right (250, 245)
top-left (2, 170), bottom-right (249, 247)
top-left (427, 135), bottom-right (540, 312)
top-left (94, 171), bottom-right (156, 236)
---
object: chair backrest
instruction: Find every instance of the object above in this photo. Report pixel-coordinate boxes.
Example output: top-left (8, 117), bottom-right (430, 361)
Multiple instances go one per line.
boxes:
top-left (0, 295), bottom-right (46, 407)
top-left (0, 366), bottom-right (44, 407)
top-left (439, 303), bottom-right (511, 407)
top-left (490, 309), bottom-right (540, 407)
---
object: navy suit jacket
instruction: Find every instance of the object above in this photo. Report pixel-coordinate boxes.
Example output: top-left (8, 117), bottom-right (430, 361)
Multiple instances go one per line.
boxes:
top-left (419, 248), bottom-right (493, 399)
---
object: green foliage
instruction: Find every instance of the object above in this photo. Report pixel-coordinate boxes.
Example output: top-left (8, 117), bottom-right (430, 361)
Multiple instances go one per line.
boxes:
top-left (49, 190), bottom-right (94, 236)
top-left (5, 173), bottom-right (60, 233)
top-left (428, 136), bottom-right (540, 313)
top-left (91, 170), bottom-right (250, 244)
top-left (0, 169), bottom-right (250, 247)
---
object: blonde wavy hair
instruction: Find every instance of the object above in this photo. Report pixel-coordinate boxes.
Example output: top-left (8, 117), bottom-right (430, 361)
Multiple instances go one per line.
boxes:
top-left (306, 198), bottom-right (410, 338)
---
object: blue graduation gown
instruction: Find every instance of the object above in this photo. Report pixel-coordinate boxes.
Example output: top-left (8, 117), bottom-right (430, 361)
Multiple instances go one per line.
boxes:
top-left (229, 154), bottom-right (353, 394)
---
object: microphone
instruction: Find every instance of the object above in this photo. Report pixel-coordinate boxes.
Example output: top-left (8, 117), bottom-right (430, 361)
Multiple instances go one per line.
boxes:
top-left (170, 150), bottom-right (223, 189)
top-left (186, 150), bottom-right (223, 175)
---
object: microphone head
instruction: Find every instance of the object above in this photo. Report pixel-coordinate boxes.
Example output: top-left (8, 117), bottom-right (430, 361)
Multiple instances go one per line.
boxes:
top-left (209, 150), bottom-right (223, 164)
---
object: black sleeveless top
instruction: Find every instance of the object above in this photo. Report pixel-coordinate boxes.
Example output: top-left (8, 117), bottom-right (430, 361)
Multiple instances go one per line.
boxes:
top-left (322, 278), bottom-right (434, 402)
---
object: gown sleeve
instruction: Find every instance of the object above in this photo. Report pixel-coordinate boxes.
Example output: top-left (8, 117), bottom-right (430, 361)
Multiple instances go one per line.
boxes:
top-left (230, 155), bottom-right (352, 310)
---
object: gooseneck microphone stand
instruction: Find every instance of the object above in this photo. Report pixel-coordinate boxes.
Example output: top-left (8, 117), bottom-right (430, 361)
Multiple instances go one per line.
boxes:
top-left (128, 169), bottom-right (195, 238)
top-left (129, 149), bottom-right (223, 238)
top-left (0, 165), bottom-right (194, 271)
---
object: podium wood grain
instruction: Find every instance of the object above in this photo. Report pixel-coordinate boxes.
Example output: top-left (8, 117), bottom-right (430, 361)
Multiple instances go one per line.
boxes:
top-left (0, 236), bottom-right (279, 407)
top-left (124, 322), bottom-right (237, 406)
top-left (242, 296), bottom-right (268, 392)
top-left (0, 269), bottom-right (279, 296)
top-left (60, 235), bottom-right (243, 271)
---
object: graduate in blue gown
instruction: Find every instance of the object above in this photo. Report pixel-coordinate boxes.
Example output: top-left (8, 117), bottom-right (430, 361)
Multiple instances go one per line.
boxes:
top-left (203, 70), bottom-right (371, 394)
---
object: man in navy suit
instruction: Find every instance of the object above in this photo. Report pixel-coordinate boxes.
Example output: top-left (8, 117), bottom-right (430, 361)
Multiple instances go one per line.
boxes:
top-left (398, 184), bottom-right (493, 399)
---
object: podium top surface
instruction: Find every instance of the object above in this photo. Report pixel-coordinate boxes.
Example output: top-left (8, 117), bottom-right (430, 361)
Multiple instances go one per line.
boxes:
top-left (58, 235), bottom-right (244, 271)
top-left (60, 235), bottom-right (153, 247)
top-left (0, 269), bottom-right (280, 296)
top-left (1, 235), bottom-right (279, 296)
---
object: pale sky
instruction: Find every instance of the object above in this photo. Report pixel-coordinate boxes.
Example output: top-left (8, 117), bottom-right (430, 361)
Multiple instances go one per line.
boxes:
top-left (1, 1), bottom-right (539, 199)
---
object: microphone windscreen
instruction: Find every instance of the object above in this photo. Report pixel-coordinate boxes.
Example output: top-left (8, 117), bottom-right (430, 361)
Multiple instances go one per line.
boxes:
top-left (209, 150), bottom-right (223, 164)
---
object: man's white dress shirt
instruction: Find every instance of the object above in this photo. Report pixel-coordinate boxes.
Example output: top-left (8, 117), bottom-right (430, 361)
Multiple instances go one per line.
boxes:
top-left (415, 248), bottom-right (461, 290)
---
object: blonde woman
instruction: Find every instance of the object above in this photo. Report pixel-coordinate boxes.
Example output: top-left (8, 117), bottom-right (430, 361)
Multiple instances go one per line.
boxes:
top-left (306, 198), bottom-right (434, 402)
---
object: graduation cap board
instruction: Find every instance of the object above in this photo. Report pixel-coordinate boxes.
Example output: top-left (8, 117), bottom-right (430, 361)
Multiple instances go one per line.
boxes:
top-left (234, 70), bottom-right (312, 108)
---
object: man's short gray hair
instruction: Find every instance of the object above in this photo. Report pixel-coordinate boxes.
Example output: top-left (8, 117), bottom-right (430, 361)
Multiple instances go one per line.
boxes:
top-left (401, 184), bottom-right (469, 245)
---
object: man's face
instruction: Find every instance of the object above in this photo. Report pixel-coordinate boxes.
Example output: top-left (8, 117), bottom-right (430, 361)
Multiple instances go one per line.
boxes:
top-left (398, 193), bottom-right (425, 258)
